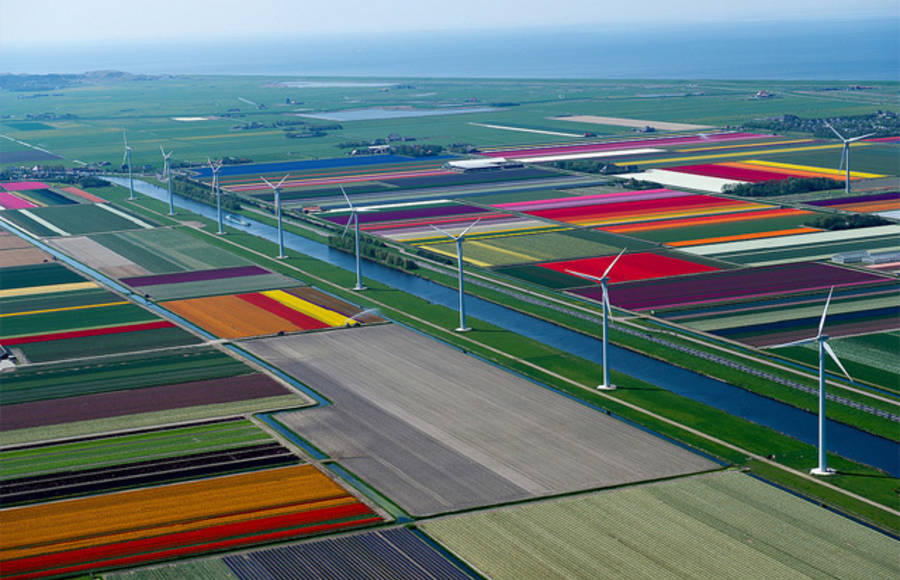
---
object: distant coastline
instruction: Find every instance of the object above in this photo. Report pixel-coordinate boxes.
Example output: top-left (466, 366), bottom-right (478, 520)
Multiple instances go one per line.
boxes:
top-left (2, 19), bottom-right (897, 80)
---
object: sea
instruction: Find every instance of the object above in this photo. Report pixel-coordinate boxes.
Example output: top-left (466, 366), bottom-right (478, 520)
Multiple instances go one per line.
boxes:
top-left (2, 19), bottom-right (898, 80)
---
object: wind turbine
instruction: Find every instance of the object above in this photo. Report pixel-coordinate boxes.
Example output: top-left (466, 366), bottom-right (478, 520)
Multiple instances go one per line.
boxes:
top-left (564, 249), bottom-right (626, 390)
top-left (429, 219), bottom-right (482, 332)
top-left (769, 287), bottom-right (852, 476)
top-left (123, 131), bottom-right (135, 201)
top-left (160, 146), bottom-right (175, 216)
top-left (260, 174), bottom-right (291, 259)
top-left (824, 122), bottom-right (876, 195)
top-left (208, 158), bottom-right (224, 235)
top-left (338, 185), bottom-right (366, 291)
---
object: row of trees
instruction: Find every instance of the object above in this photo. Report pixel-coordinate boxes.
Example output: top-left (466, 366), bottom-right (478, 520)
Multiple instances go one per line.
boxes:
top-left (173, 175), bottom-right (241, 211)
top-left (742, 112), bottom-right (898, 138)
top-left (327, 234), bottom-right (418, 271)
top-left (724, 177), bottom-right (841, 197)
top-left (804, 213), bottom-right (890, 230)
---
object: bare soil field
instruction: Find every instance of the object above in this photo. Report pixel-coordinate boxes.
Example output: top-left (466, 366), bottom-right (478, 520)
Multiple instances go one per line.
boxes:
top-left (554, 115), bottom-right (714, 131)
top-left (244, 325), bottom-right (716, 516)
top-left (48, 235), bottom-right (150, 278)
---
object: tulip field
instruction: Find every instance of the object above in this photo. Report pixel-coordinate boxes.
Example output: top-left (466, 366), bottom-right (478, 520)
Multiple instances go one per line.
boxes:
top-left (191, 154), bottom-right (556, 207)
top-left (0, 263), bottom-right (199, 363)
top-left (804, 191), bottom-right (900, 215)
top-left (0, 465), bottom-right (381, 579)
top-left (1, 418), bottom-right (299, 506)
top-left (162, 287), bottom-right (374, 339)
top-left (1, 74), bottom-right (898, 578)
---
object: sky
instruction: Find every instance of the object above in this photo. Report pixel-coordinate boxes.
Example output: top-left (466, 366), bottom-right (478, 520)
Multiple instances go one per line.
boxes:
top-left (2, 0), bottom-right (898, 47)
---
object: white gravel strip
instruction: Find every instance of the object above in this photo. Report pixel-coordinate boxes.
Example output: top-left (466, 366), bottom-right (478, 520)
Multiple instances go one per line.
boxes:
top-left (469, 122), bottom-right (585, 138)
top-left (511, 148), bottom-right (664, 163)
top-left (96, 203), bottom-right (155, 229)
top-left (18, 209), bottom-right (69, 236)
top-left (617, 169), bottom-right (747, 193)
top-left (682, 224), bottom-right (900, 256)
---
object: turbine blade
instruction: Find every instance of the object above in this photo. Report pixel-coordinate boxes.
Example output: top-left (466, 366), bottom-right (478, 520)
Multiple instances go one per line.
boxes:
top-left (823, 340), bottom-right (853, 383)
top-left (123, 149), bottom-right (128, 164)
top-left (428, 224), bottom-right (456, 240)
top-left (341, 215), bottom-right (352, 239)
top-left (458, 218), bottom-right (482, 239)
top-left (839, 146), bottom-right (847, 171)
top-left (563, 268), bottom-right (603, 283)
top-left (160, 144), bottom-right (165, 156)
top-left (817, 286), bottom-right (834, 338)
top-left (847, 133), bottom-right (877, 142)
top-left (767, 336), bottom-right (817, 349)
top-left (123, 131), bottom-right (128, 147)
top-left (276, 173), bottom-right (290, 188)
top-left (601, 248), bottom-right (626, 280)
top-left (339, 185), bottom-right (353, 209)
top-left (823, 121), bottom-right (845, 141)
top-left (602, 283), bottom-right (611, 311)
top-left (260, 176), bottom-right (275, 189)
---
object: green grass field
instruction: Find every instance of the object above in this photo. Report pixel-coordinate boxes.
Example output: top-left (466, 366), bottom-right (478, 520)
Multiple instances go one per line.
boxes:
top-left (775, 331), bottom-right (900, 393)
top-left (0, 263), bottom-right (84, 289)
top-left (1, 302), bottom-right (157, 338)
top-left (1, 287), bottom-right (120, 315)
top-left (0, 418), bottom-right (273, 479)
top-left (13, 326), bottom-right (201, 363)
top-left (422, 471), bottom-right (898, 579)
top-left (91, 227), bottom-right (251, 274)
top-left (1, 76), bottom-right (895, 171)
top-left (1, 346), bottom-right (251, 404)
top-left (9, 204), bottom-right (154, 236)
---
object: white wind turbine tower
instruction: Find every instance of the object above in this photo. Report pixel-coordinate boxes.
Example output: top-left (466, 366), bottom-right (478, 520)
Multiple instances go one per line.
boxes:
top-left (208, 158), bottom-right (224, 235)
top-left (160, 146), bottom-right (175, 216)
top-left (260, 174), bottom-right (291, 259)
top-left (430, 219), bottom-right (481, 332)
top-left (564, 249), bottom-right (626, 390)
top-left (123, 132), bottom-right (135, 201)
top-left (338, 185), bottom-right (366, 291)
top-left (824, 122), bottom-right (876, 195)
top-left (769, 287), bottom-right (852, 476)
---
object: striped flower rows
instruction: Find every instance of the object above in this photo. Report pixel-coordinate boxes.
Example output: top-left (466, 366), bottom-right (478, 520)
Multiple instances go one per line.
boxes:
top-left (0, 465), bottom-right (381, 579)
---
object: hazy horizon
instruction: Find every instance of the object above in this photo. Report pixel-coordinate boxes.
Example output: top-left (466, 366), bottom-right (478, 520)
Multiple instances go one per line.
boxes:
top-left (2, 0), bottom-right (898, 48)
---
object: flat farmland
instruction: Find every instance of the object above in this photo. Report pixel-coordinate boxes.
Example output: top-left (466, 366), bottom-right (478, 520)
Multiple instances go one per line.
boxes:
top-left (0, 204), bottom-right (155, 237)
top-left (774, 331), bottom-right (900, 393)
top-left (161, 288), bottom-right (365, 339)
top-left (120, 265), bottom-right (302, 301)
top-left (106, 527), bottom-right (475, 580)
top-left (600, 208), bottom-right (823, 246)
top-left (422, 471), bottom-right (898, 580)
top-left (0, 464), bottom-right (381, 579)
top-left (1, 418), bottom-right (299, 506)
top-left (89, 227), bottom-right (253, 273)
top-left (421, 229), bottom-right (621, 267)
top-left (0, 232), bottom-right (51, 266)
top-left (244, 325), bottom-right (716, 517)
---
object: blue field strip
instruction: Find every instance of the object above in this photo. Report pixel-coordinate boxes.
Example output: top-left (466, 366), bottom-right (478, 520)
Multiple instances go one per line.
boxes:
top-left (324, 462), bottom-right (412, 523)
top-left (255, 413), bottom-right (330, 461)
top-left (222, 528), bottom-right (478, 580)
top-left (191, 155), bottom-right (455, 178)
top-left (407, 528), bottom-right (485, 579)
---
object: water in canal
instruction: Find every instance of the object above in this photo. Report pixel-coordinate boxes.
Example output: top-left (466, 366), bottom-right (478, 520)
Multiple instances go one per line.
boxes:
top-left (106, 178), bottom-right (900, 475)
